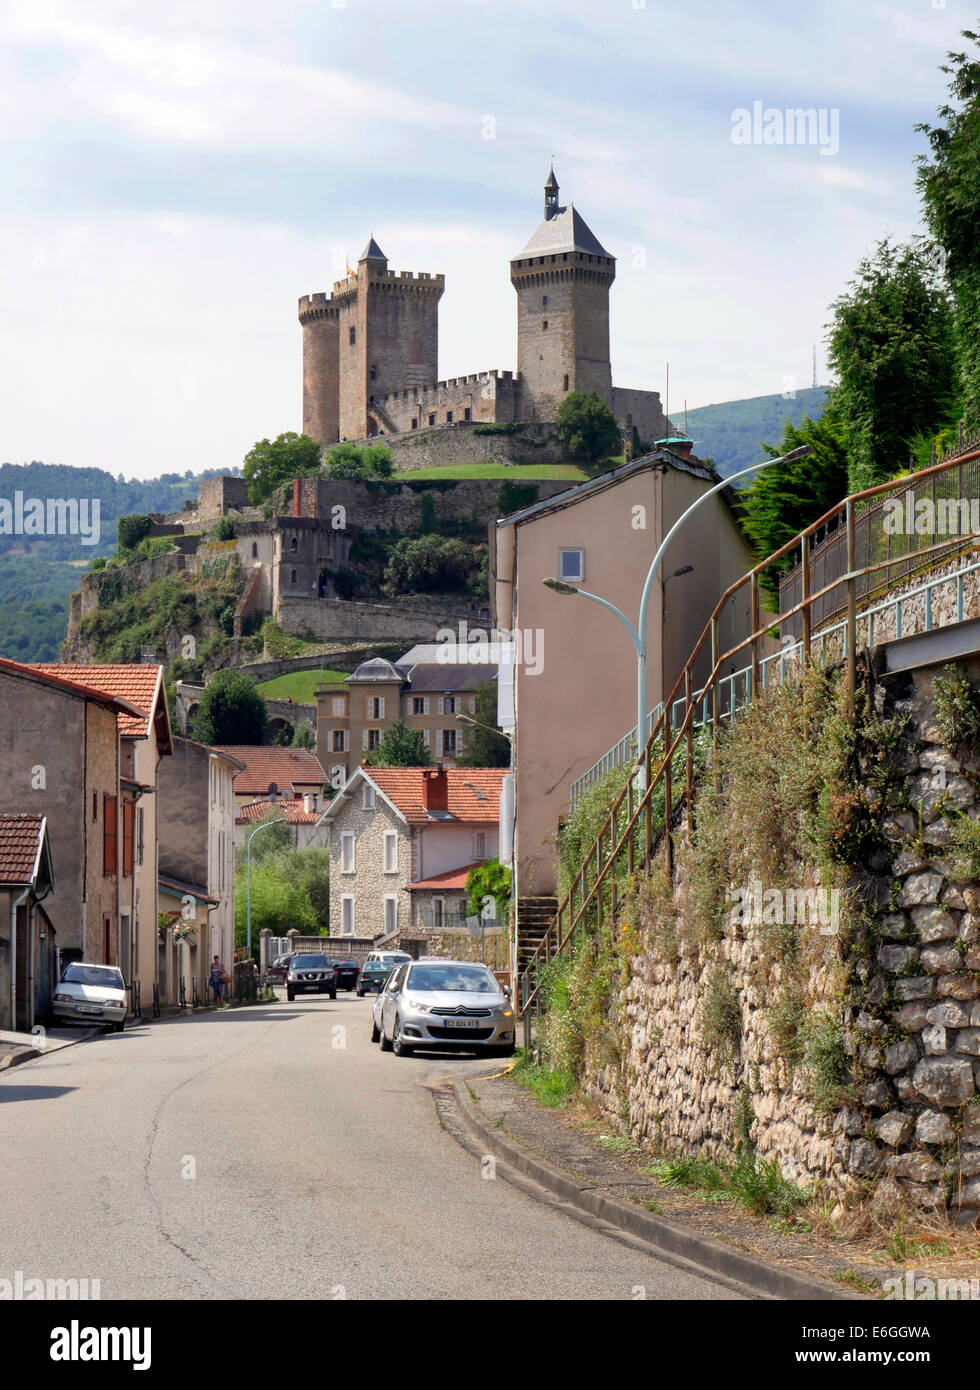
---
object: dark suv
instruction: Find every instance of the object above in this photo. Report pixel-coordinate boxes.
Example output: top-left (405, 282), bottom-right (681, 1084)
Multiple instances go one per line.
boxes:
top-left (286, 954), bottom-right (338, 1001)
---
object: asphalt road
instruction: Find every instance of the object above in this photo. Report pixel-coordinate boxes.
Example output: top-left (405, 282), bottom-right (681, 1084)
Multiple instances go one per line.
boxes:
top-left (0, 992), bottom-right (748, 1300)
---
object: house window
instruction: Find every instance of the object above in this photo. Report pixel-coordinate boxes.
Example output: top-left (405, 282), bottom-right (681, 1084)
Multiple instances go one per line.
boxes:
top-left (411, 418), bottom-right (418, 430)
top-left (384, 896), bottom-right (397, 934)
top-left (367, 729), bottom-right (380, 750)
top-left (442, 729), bottom-right (458, 756)
top-left (442, 695), bottom-right (458, 715)
top-left (332, 729), bottom-right (346, 752)
top-left (122, 800), bottom-right (134, 877)
top-left (368, 696), bottom-right (385, 719)
top-left (428, 413), bottom-right (435, 426)
top-left (341, 895), bottom-right (355, 934)
top-left (362, 783), bottom-right (376, 810)
top-left (349, 326), bottom-right (356, 346)
top-left (103, 794), bottom-right (117, 875)
top-left (558, 547), bottom-right (585, 583)
top-left (446, 410), bottom-right (453, 423)
top-left (340, 832), bottom-right (355, 874)
top-left (432, 897), bottom-right (445, 929)
top-left (473, 831), bottom-right (486, 859)
top-left (412, 696), bottom-right (426, 715)
top-left (464, 407), bottom-right (471, 421)
top-left (332, 697), bottom-right (345, 717)
top-left (383, 830), bottom-right (397, 873)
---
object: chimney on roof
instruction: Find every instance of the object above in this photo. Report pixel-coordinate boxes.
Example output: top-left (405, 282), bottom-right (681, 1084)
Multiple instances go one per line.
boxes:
top-left (422, 767), bottom-right (448, 814)
top-left (676, 440), bottom-right (693, 461)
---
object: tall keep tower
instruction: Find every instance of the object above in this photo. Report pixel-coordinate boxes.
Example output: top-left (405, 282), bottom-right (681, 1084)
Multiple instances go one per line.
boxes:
top-left (510, 168), bottom-right (616, 423)
top-left (298, 239), bottom-right (445, 445)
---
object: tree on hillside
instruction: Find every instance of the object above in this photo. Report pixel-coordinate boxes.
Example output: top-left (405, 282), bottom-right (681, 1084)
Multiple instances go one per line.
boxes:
top-left (383, 535), bottom-right (479, 595)
top-left (740, 404), bottom-right (850, 603)
top-left (242, 432), bottom-right (322, 507)
top-left (916, 28), bottom-right (980, 431)
top-left (192, 669), bottom-right (268, 745)
top-left (828, 237), bottom-right (956, 492)
top-left (323, 441), bottom-right (394, 480)
top-left (556, 390), bottom-right (621, 462)
top-left (456, 681), bottom-right (511, 768)
top-left (365, 719), bottom-right (433, 767)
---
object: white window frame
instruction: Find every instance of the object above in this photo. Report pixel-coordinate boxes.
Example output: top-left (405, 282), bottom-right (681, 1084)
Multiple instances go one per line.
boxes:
top-left (383, 830), bottom-right (398, 874)
top-left (558, 547), bottom-right (585, 583)
top-left (341, 895), bottom-right (355, 935)
top-left (340, 831), bottom-right (356, 874)
top-left (362, 783), bottom-right (376, 810)
top-left (368, 695), bottom-right (385, 720)
top-left (442, 728), bottom-right (457, 757)
top-left (435, 729), bottom-right (443, 758)
top-left (383, 895), bottom-right (398, 935)
top-left (332, 697), bottom-right (345, 716)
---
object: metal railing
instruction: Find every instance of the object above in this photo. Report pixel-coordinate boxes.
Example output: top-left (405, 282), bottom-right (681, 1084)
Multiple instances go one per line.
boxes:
top-left (520, 438), bottom-right (980, 1025)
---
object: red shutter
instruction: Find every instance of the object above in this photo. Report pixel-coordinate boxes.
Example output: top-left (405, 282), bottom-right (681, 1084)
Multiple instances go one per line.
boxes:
top-left (103, 795), bottom-right (118, 875)
top-left (122, 800), bottom-right (134, 877)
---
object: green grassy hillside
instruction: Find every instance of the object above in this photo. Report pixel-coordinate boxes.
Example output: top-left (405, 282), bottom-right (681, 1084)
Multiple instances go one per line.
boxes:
top-left (684, 386), bottom-right (830, 478)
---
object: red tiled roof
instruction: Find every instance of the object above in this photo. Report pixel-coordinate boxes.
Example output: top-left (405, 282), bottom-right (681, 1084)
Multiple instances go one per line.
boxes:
top-left (213, 746), bottom-right (326, 796)
top-left (364, 768), bottom-right (504, 824)
top-left (408, 861), bottom-right (482, 891)
top-left (0, 815), bottom-right (45, 885)
top-left (0, 657), bottom-right (141, 719)
top-left (31, 663), bottom-right (164, 741)
top-left (235, 799), bottom-right (320, 825)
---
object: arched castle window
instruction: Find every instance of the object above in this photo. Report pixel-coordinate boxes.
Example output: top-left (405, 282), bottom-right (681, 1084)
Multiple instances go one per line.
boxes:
top-left (349, 327), bottom-right (356, 345)
top-left (290, 537), bottom-right (298, 553)
top-left (291, 570), bottom-right (297, 584)
top-left (251, 542), bottom-right (258, 558)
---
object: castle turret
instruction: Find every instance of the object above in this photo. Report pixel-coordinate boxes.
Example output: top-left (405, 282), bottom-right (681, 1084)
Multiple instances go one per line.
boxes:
top-left (298, 292), bottom-right (341, 447)
top-left (511, 170), bottom-right (616, 423)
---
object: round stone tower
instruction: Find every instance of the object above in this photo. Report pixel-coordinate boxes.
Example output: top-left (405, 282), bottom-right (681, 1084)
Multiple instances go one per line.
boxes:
top-left (298, 293), bottom-right (341, 447)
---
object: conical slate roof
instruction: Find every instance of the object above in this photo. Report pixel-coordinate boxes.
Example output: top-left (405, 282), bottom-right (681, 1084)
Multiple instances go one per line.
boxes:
top-left (515, 204), bottom-right (611, 259)
top-left (359, 237), bottom-right (387, 262)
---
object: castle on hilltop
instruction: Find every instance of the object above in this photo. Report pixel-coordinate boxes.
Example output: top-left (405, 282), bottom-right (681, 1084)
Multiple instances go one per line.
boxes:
top-left (298, 169), bottom-right (671, 449)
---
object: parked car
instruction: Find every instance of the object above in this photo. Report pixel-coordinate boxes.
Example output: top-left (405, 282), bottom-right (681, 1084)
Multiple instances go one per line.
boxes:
top-left (371, 962), bottom-right (408, 1042)
top-left (52, 962), bottom-right (128, 1033)
top-left (330, 959), bottom-right (361, 991)
top-left (286, 954), bottom-right (337, 1001)
top-left (364, 950), bottom-right (412, 969)
top-left (376, 958), bottom-right (515, 1058)
top-left (357, 959), bottom-right (395, 997)
top-left (267, 954), bottom-right (293, 985)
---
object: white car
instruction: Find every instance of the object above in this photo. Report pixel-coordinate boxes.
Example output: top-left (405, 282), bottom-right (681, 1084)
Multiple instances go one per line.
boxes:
top-left (363, 950), bottom-right (412, 969)
top-left (52, 963), bottom-right (128, 1032)
top-left (374, 958), bottom-right (515, 1058)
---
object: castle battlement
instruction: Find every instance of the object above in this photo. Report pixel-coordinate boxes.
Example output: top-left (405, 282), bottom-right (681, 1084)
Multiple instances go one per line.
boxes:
top-left (375, 369), bottom-right (518, 403)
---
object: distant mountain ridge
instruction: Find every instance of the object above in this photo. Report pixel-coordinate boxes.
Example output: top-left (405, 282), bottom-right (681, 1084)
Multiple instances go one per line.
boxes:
top-left (682, 386), bottom-right (830, 478)
top-left (0, 462), bottom-right (241, 661)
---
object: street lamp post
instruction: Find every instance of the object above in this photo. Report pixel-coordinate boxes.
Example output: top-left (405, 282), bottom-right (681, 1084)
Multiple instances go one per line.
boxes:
top-left (543, 445), bottom-right (811, 779)
top-left (246, 816), bottom-right (288, 962)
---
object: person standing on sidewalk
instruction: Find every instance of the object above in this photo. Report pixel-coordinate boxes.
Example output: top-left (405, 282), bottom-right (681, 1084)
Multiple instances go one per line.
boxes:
top-left (210, 955), bottom-right (228, 1008)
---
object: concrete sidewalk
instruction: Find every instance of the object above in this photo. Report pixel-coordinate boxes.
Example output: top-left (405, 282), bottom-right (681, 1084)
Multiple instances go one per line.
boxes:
top-left (0, 1024), bottom-right (99, 1071)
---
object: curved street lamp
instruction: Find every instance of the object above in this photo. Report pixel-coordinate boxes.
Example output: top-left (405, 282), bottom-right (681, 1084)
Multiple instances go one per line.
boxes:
top-left (245, 815), bottom-right (289, 960)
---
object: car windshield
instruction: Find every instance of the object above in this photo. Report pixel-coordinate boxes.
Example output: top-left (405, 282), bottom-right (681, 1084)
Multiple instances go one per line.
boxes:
top-left (406, 963), bottom-right (497, 993)
top-left (291, 955), bottom-right (332, 968)
top-left (63, 965), bottom-right (125, 989)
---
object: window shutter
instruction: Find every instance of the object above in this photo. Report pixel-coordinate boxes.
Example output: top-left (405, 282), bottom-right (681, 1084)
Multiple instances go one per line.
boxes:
top-left (103, 795), bottom-right (117, 875)
top-left (362, 729), bottom-right (368, 750)
top-left (379, 696), bottom-right (385, 718)
top-left (437, 697), bottom-right (443, 716)
top-left (469, 696), bottom-right (476, 714)
top-left (422, 729), bottom-right (430, 748)
top-left (423, 697), bottom-right (430, 715)
top-left (344, 730), bottom-right (349, 752)
top-left (122, 800), bottom-right (134, 876)
top-left (435, 729), bottom-right (443, 758)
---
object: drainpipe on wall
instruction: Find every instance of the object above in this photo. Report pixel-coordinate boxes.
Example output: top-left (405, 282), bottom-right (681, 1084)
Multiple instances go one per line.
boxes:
top-left (10, 887), bottom-right (29, 1033)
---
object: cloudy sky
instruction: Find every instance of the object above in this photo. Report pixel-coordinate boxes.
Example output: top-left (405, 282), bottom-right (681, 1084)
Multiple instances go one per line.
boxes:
top-left (0, 0), bottom-right (969, 479)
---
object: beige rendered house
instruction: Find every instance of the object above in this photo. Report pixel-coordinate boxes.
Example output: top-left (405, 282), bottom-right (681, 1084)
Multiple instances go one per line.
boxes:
top-left (491, 447), bottom-right (764, 905)
top-left (319, 766), bottom-right (504, 939)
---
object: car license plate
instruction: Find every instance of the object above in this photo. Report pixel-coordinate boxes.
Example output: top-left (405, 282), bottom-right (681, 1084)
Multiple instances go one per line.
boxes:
top-left (77, 1005), bottom-right (102, 1014)
top-left (442, 1016), bottom-right (480, 1029)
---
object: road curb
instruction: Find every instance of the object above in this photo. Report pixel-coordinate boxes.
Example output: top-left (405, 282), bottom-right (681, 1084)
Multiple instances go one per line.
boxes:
top-left (452, 1079), bottom-right (861, 1302)
top-left (0, 1026), bottom-right (100, 1072)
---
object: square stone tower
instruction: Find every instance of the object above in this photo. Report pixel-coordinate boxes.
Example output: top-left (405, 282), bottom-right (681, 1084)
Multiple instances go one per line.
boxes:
top-left (299, 240), bottom-right (445, 446)
top-left (510, 169), bottom-right (616, 423)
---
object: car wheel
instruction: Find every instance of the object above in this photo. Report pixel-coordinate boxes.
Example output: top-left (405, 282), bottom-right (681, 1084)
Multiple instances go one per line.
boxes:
top-left (392, 1016), bottom-right (414, 1058)
top-left (286, 988), bottom-right (294, 1001)
top-left (379, 1017), bottom-right (393, 1051)
top-left (370, 1015), bottom-right (380, 1042)
top-left (112, 1020), bottom-right (125, 1033)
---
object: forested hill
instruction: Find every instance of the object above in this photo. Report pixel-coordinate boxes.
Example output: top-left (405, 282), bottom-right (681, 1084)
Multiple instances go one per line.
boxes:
top-left (0, 462), bottom-right (240, 661)
top-left (684, 386), bottom-right (830, 477)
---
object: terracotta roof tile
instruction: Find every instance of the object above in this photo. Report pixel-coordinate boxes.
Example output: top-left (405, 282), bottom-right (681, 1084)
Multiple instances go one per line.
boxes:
top-left (235, 799), bottom-right (320, 825)
top-left (0, 657), bottom-right (139, 718)
top-left (0, 815), bottom-right (45, 884)
top-left (213, 746), bottom-right (327, 796)
top-left (364, 767), bottom-right (504, 824)
top-left (408, 861), bottom-right (483, 891)
top-left (31, 664), bottom-right (163, 739)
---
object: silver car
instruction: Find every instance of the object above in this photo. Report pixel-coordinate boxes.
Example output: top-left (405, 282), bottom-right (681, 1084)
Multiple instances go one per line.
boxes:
top-left (374, 958), bottom-right (515, 1058)
top-left (52, 962), bottom-right (128, 1032)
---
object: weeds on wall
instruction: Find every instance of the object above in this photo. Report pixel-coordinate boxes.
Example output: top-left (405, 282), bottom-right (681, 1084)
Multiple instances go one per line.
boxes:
top-left (932, 662), bottom-right (980, 750)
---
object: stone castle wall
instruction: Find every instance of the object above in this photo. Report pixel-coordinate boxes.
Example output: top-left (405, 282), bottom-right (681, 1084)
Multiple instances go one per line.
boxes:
top-left (276, 593), bottom-right (483, 644)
